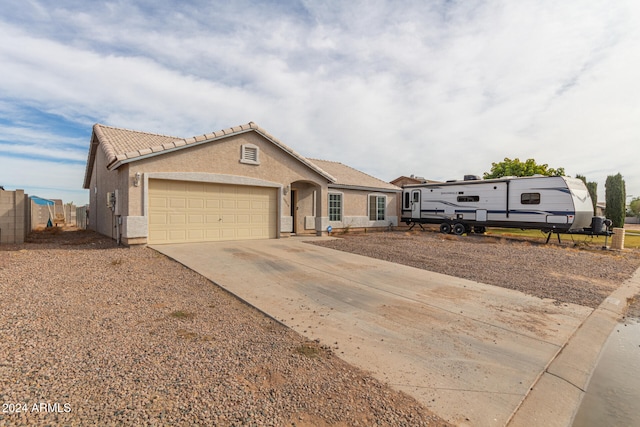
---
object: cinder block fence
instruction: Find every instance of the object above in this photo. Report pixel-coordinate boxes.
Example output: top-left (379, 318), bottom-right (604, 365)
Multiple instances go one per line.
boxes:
top-left (0, 189), bottom-right (31, 244)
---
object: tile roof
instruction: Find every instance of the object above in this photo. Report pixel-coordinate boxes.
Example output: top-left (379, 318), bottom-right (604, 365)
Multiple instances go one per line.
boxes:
top-left (83, 122), bottom-right (337, 188)
top-left (83, 122), bottom-right (399, 193)
top-left (308, 159), bottom-right (401, 192)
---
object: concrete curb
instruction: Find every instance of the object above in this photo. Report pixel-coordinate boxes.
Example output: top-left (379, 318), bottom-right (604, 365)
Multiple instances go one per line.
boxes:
top-left (507, 266), bottom-right (640, 427)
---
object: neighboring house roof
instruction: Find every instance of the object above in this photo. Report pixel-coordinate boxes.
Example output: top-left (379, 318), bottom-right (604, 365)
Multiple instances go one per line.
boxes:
top-left (390, 175), bottom-right (442, 187)
top-left (83, 122), bottom-right (336, 188)
top-left (309, 159), bottom-right (401, 192)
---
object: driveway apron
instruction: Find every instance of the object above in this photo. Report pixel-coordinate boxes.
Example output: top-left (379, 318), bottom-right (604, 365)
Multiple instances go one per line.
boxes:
top-left (152, 237), bottom-right (591, 426)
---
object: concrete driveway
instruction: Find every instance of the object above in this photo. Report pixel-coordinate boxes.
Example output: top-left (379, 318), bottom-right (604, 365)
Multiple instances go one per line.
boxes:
top-left (152, 237), bottom-right (593, 426)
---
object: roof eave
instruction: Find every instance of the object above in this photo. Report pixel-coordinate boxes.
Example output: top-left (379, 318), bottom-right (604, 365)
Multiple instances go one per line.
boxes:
top-left (106, 123), bottom-right (338, 183)
top-left (328, 183), bottom-right (402, 193)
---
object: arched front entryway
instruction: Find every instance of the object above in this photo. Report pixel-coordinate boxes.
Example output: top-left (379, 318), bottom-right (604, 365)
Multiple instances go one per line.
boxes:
top-left (286, 180), bottom-right (323, 235)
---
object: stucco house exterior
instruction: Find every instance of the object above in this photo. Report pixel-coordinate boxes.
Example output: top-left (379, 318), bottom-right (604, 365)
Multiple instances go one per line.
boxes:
top-left (83, 122), bottom-right (400, 245)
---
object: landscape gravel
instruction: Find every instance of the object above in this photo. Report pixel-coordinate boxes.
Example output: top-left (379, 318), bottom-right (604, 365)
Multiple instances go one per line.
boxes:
top-left (0, 228), bottom-right (449, 426)
top-left (312, 228), bottom-right (640, 309)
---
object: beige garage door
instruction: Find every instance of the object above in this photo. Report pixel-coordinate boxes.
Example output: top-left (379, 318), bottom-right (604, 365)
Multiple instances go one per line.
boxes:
top-left (148, 179), bottom-right (277, 244)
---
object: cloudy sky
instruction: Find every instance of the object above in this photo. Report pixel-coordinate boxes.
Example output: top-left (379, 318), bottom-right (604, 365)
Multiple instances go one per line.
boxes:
top-left (1, 0), bottom-right (638, 206)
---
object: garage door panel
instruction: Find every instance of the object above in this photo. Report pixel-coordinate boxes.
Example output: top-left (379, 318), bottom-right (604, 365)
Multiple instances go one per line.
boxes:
top-left (149, 197), bottom-right (167, 208)
top-left (221, 214), bottom-right (236, 223)
top-left (149, 213), bottom-right (167, 225)
top-left (188, 230), bottom-right (204, 240)
top-left (188, 198), bottom-right (204, 209)
top-left (205, 215), bottom-right (219, 224)
top-left (148, 179), bottom-right (277, 244)
top-left (188, 214), bottom-right (204, 224)
top-left (206, 199), bottom-right (220, 209)
top-left (221, 200), bottom-right (235, 209)
top-left (169, 214), bottom-right (186, 224)
top-left (168, 231), bottom-right (186, 241)
top-left (237, 199), bottom-right (251, 209)
top-left (187, 182), bottom-right (204, 193)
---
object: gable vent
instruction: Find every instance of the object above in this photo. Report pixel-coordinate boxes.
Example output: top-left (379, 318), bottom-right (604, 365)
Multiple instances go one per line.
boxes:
top-left (240, 144), bottom-right (260, 165)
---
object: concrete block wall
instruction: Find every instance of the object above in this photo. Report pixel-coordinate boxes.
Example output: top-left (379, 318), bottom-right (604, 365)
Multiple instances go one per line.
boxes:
top-left (31, 203), bottom-right (51, 229)
top-left (0, 189), bottom-right (29, 244)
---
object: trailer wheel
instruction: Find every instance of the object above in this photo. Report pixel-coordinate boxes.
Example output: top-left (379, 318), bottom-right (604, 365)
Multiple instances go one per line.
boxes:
top-left (439, 223), bottom-right (451, 234)
top-left (453, 223), bottom-right (466, 236)
top-left (473, 226), bottom-right (486, 234)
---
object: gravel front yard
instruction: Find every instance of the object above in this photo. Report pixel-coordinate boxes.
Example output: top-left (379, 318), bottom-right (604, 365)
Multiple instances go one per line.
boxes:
top-left (0, 228), bottom-right (449, 426)
top-left (311, 229), bottom-right (640, 309)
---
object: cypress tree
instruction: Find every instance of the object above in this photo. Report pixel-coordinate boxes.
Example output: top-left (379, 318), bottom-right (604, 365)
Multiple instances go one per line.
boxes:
top-left (605, 173), bottom-right (626, 228)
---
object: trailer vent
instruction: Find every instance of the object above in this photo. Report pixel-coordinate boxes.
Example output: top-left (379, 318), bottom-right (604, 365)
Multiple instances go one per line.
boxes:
top-left (464, 175), bottom-right (481, 181)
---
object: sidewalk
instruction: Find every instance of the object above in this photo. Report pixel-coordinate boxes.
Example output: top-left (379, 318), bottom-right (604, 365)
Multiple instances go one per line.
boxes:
top-left (507, 266), bottom-right (640, 426)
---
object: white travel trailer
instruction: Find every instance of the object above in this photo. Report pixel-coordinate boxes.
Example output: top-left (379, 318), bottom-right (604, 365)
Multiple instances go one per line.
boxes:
top-left (401, 175), bottom-right (601, 235)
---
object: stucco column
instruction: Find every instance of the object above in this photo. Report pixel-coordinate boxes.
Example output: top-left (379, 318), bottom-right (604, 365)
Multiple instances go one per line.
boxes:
top-left (315, 185), bottom-right (329, 236)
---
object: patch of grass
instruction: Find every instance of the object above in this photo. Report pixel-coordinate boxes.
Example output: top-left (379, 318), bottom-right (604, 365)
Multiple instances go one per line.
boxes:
top-left (485, 228), bottom-right (640, 249)
top-left (169, 310), bottom-right (195, 320)
top-left (294, 343), bottom-right (320, 358)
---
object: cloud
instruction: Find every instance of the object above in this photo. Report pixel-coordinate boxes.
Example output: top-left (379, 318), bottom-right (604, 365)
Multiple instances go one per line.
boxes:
top-left (0, 0), bottom-right (638, 204)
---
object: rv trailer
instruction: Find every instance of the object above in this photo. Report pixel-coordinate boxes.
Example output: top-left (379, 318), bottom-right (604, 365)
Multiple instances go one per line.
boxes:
top-left (401, 175), bottom-right (610, 237)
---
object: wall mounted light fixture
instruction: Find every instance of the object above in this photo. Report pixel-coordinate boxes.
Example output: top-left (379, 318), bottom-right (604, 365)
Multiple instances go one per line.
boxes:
top-left (133, 172), bottom-right (141, 187)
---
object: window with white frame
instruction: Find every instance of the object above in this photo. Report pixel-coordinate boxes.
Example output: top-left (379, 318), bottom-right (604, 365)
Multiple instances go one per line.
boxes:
top-left (329, 193), bottom-right (342, 221)
top-left (240, 144), bottom-right (260, 165)
top-left (369, 194), bottom-right (386, 221)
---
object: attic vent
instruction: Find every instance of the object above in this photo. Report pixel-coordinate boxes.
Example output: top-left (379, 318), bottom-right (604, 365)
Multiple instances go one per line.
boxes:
top-left (240, 144), bottom-right (260, 165)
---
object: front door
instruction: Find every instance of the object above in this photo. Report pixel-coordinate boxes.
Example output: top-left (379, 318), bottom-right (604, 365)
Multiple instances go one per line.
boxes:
top-left (290, 189), bottom-right (297, 234)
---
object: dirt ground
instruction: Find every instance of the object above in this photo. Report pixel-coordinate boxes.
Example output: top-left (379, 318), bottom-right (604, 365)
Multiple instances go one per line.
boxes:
top-left (0, 228), bottom-right (449, 426)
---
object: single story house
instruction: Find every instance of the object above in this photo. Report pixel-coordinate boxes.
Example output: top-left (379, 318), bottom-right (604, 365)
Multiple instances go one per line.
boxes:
top-left (83, 122), bottom-right (401, 245)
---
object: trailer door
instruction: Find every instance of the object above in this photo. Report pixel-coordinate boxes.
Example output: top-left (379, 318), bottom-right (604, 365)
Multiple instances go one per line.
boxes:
top-left (411, 190), bottom-right (421, 219)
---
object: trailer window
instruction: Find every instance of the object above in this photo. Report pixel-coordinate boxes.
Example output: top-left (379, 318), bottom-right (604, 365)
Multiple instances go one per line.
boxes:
top-left (457, 196), bottom-right (479, 202)
top-left (404, 192), bottom-right (410, 209)
top-left (521, 193), bottom-right (540, 205)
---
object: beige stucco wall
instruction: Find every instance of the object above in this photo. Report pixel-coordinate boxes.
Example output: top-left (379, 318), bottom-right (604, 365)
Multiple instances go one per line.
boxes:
top-left (88, 129), bottom-right (400, 243)
top-left (326, 187), bottom-right (399, 230)
top-left (124, 132), bottom-right (328, 217)
top-left (88, 145), bottom-right (123, 239)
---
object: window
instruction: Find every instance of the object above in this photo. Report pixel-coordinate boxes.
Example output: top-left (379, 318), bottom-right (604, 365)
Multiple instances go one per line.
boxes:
top-left (329, 193), bottom-right (342, 221)
top-left (240, 144), bottom-right (260, 165)
top-left (403, 192), bottom-right (410, 209)
top-left (521, 193), bottom-right (541, 205)
top-left (369, 195), bottom-right (386, 221)
top-left (457, 195), bottom-right (479, 202)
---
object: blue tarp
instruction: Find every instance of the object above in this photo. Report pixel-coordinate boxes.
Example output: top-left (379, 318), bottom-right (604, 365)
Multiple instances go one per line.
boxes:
top-left (31, 196), bottom-right (55, 206)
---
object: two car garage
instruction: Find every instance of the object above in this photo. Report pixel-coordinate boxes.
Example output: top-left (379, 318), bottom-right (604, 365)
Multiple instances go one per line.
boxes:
top-left (147, 179), bottom-right (278, 244)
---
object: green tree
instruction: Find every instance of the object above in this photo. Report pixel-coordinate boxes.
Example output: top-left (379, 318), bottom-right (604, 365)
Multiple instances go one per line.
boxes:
top-left (630, 197), bottom-right (640, 219)
top-left (576, 174), bottom-right (598, 214)
top-left (483, 158), bottom-right (565, 179)
top-left (604, 173), bottom-right (626, 228)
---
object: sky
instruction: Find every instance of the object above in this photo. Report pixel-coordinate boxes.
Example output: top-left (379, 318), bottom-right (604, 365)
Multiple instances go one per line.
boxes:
top-left (1, 0), bottom-right (639, 206)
